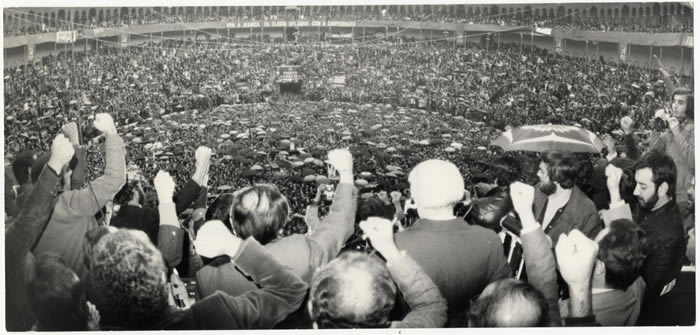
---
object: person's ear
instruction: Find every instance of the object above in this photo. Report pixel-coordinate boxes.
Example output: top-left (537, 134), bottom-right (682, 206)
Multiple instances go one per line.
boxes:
top-left (658, 182), bottom-right (669, 198)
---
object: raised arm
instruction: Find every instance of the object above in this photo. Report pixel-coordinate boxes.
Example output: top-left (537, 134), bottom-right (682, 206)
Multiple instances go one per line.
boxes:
top-left (308, 149), bottom-right (358, 264)
top-left (174, 146), bottom-right (211, 214)
top-left (667, 117), bottom-right (694, 171)
top-left (63, 113), bottom-right (126, 217)
top-left (360, 217), bottom-right (447, 328)
top-left (154, 170), bottom-right (185, 268)
top-left (510, 182), bottom-right (562, 327)
top-left (192, 221), bottom-right (307, 329)
top-left (5, 135), bottom-right (72, 331)
top-left (556, 229), bottom-right (600, 326)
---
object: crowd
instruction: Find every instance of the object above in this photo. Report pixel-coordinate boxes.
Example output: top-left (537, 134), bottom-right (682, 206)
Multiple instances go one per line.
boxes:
top-left (3, 22), bottom-right (696, 330)
top-left (4, 4), bottom-right (693, 37)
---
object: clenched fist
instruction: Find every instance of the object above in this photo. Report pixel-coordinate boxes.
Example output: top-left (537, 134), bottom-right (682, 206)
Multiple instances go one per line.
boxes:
top-left (154, 170), bottom-right (176, 203)
top-left (93, 113), bottom-right (117, 135)
top-left (48, 134), bottom-right (75, 173)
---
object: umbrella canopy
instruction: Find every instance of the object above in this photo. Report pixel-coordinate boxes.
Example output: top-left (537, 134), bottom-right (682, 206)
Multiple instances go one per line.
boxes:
top-left (217, 185), bottom-right (233, 191)
top-left (360, 171), bottom-right (373, 178)
top-left (386, 165), bottom-right (401, 171)
top-left (490, 124), bottom-right (604, 153)
top-left (313, 159), bottom-right (324, 167)
top-left (355, 179), bottom-right (369, 187)
top-left (250, 164), bottom-right (263, 171)
top-left (304, 157), bottom-right (315, 164)
top-left (316, 176), bottom-right (331, 184)
top-left (303, 175), bottom-right (317, 182)
top-left (444, 147), bottom-right (456, 152)
top-left (385, 147), bottom-right (397, 153)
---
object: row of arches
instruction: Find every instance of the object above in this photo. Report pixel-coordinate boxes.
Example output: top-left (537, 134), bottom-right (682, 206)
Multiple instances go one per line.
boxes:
top-left (5, 4), bottom-right (692, 30)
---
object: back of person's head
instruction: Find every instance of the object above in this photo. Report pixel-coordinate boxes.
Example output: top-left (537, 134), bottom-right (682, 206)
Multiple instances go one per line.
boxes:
top-left (230, 184), bottom-right (289, 245)
top-left (489, 156), bottom-right (522, 187)
top-left (597, 219), bottom-right (648, 290)
top-left (309, 252), bottom-right (396, 328)
top-left (30, 152), bottom-right (78, 184)
top-left (633, 151), bottom-right (677, 200)
top-left (82, 226), bottom-right (118, 269)
top-left (356, 197), bottom-right (394, 223)
top-left (12, 151), bottom-right (35, 185)
top-left (671, 87), bottom-right (694, 120)
top-left (201, 193), bottom-right (235, 235)
top-left (541, 150), bottom-right (578, 189)
top-left (408, 159), bottom-right (464, 210)
top-left (87, 229), bottom-right (168, 330)
top-left (467, 279), bottom-right (548, 327)
top-left (28, 253), bottom-right (88, 331)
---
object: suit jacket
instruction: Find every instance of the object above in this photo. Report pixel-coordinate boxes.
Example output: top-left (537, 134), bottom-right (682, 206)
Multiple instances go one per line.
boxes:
top-left (33, 133), bottom-right (125, 279)
top-left (195, 183), bottom-right (358, 328)
top-left (395, 218), bottom-right (512, 326)
top-left (5, 165), bottom-right (62, 331)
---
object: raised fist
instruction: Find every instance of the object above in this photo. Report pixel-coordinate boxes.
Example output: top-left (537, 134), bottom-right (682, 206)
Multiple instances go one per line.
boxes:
top-left (194, 220), bottom-right (241, 259)
top-left (327, 148), bottom-right (353, 173)
top-left (93, 113), bottom-right (117, 135)
top-left (62, 122), bottom-right (80, 144)
top-left (195, 146), bottom-right (212, 167)
top-left (604, 164), bottom-right (623, 195)
top-left (555, 229), bottom-right (599, 288)
top-left (509, 182), bottom-right (535, 217)
top-left (48, 133), bottom-right (76, 171)
top-left (359, 217), bottom-right (396, 255)
top-left (390, 191), bottom-right (402, 203)
top-left (154, 170), bottom-right (176, 202)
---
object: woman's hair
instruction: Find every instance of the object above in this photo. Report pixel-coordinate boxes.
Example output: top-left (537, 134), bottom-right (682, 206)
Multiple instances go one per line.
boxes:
top-left (230, 184), bottom-right (290, 245)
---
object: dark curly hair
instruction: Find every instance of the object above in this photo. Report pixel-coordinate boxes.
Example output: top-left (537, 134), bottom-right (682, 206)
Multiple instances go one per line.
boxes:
top-left (86, 229), bottom-right (169, 330)
top-left (309, 252), bottom-right (396, 328)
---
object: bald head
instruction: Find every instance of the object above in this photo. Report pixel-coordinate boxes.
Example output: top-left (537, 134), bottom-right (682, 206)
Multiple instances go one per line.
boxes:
top-left (309, 252), bottom-right (396, 328)
top-left (409, 159), bottom-right (464, 211)
top-left (468, 279), bottom-right (548, 327)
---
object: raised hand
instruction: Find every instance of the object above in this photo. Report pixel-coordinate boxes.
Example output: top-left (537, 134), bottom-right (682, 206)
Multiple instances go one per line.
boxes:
top-left (194, 220), bottom-right (242, 259)
top-left (48, 134), bottom-right (75, 173)
top-left (509, 182), bottom-right (535, 218)
top-left (605, 164), bottom-right (623, 203)
top-left (62, 122), bottom-right (80, 145)
top-left (390, 191), bottom-right (402, 204)
top-left (93, 113), bottom-right (117, 135)
top-left (555, 229), bottom-right (599, 288)
top-left (154, 170), bottom-right (176, 203)
top-left (359, 217), bottom-right (402, 262)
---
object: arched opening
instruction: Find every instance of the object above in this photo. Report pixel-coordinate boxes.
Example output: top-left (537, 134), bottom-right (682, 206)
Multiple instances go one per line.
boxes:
top-left (632, 7), bottom-right (637, 18)
top-left (501, 8), bottom-right (507, 16)
top-left (549, 8), bottom-right (555, 19)
top-left (467, 6), bottom-right (473, 18)
top-left (81, 10), bottom-right (87, 23)
top-left (138, 8), bottom-right (144, 19)
top-left (475, 7), bottom-right (481, 17)
top-left (50, 12), bottom-right (55, 27)
top-left (89, 8), bottom-right (97, 20)
top-left (98, 9), bottom-right (103, 22)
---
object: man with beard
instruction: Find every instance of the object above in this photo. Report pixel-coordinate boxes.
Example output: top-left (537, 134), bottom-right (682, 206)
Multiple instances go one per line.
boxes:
top-left (600, 152), bottom-right (686, 324)
top-left (532, 151), bottom-right (603, 246)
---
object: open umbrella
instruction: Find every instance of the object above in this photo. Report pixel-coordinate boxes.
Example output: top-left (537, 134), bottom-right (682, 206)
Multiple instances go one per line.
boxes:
top-left (355, 179), bottom-right (369, 187)
top-left (303, 175), bottom-right (317, 182)
top-left (217, 185), bottom-right (233, 191)
top-left (444, 147), bottom-right (456, 152)
top-left (490, 124), bottom-right (604, 153)
top-left (250, 164), bottom-right (263, 171)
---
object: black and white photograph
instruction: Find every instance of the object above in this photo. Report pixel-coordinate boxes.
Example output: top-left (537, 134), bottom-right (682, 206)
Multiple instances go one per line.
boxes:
top-left (1, 0), bottom-right (697, 331)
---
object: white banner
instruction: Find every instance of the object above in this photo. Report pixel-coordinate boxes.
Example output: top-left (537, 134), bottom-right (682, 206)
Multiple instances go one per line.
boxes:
top-left (56, 31), bottom-right (77, 44)
top-left (328, 21), bottom-right (355, 27)
top-left (311, 21), bottom-right (323, 26)
top-left (242, 22), bottom-right (260, 28)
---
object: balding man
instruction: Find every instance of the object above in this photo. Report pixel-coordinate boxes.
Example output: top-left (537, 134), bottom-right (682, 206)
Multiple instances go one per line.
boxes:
top-left (395, 159), bottom-right (512, 326)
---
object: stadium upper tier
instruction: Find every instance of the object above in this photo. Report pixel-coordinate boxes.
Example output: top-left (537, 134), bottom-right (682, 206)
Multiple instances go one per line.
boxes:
top-left (4, 3), bottom-right (693, 38)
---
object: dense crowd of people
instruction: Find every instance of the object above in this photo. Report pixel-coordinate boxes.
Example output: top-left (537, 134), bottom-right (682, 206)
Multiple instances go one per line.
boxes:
top-left (3, 10), bottom-right (696, 330)
top-left (4, 3), bottom-right (693, 37)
